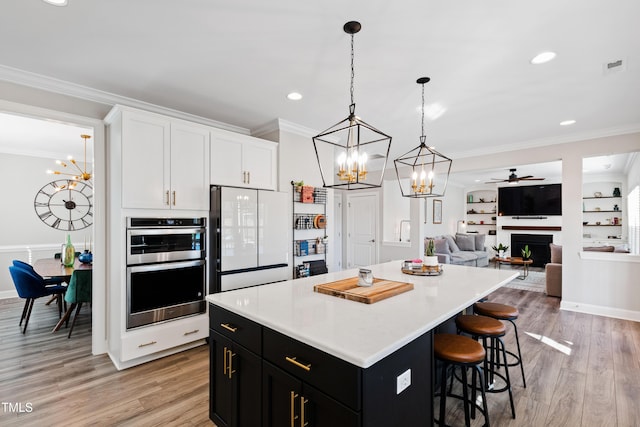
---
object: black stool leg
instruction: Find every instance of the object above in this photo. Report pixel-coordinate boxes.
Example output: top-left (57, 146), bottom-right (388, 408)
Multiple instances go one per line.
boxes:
top-left (461, 366), bottom-right (471, 426)
top-left (439, 361), bottom-right (448, 426)
top-left (475, 365), bottom-right (490, 427)
top-left (496, 336), bottom-right (516, 418)
top-left (508, 319), bottom-right (526, 388)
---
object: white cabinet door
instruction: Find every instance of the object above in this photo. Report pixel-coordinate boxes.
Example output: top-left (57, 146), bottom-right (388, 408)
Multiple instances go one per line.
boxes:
top-left (220, 187), bottom-right (258, 271)
top-left (243, 140), bottom-right (276, 190)
top-left (121, 111), bottom-right (171, 209)
top-left (210, 134), bottom-right (244, 187)
top-left (210, 131), bottom-right (277, 190)
top-left (170, 122), bottom-right (210, 210)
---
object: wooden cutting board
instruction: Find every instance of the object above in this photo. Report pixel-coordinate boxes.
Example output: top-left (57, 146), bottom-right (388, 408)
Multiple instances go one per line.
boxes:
top-left (314, 277), bottom-right (413, 304)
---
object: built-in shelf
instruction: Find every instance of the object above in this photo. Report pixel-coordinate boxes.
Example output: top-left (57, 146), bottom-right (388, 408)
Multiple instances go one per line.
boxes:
top-left (583, 210), bottom-right (621, 213)
top-left (583, 224), bottom-right (622, 227)
top-left (582, 196), bottom-right (621, 200)
top-left (502, 225), bottom-right (562, 231)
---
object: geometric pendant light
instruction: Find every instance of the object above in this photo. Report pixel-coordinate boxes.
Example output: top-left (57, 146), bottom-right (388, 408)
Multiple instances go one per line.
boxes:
top-left (312, 21), bottom-right (392, 190)
top-left (394, 77), bottom-right (452, 198)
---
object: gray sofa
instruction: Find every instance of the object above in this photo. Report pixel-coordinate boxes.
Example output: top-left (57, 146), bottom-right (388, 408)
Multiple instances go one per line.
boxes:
top-left (427, 234), bottom-right (489, 267)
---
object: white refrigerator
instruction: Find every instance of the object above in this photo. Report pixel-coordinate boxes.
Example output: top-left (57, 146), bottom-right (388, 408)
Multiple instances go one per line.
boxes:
top-left (210, 186), bottom-right (290, 292)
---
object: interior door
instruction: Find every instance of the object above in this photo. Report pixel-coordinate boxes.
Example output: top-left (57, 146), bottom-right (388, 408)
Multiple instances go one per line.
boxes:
top-left (346, 193), bottom-right (378, 268)
top-left (220, 187), bottom-right (258, 271)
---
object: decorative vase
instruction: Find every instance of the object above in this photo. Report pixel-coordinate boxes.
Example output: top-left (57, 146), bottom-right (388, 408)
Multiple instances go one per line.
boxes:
top-left (423, 255), bottom-right (439, 266)
top-left (498, 250), bottom-right (505, 258)
top-left (62, 234), bottom-right (75, 267)
top-left (78, 250), bottom-right (93, 264)
top-left (613, 187), bottom-right (621, 197)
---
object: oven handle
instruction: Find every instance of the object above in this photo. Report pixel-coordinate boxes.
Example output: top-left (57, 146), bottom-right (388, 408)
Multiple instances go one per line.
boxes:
top-left (127, 227), bottom-right (205, 236)
top-left (127, 259), bottom-right (205, 273)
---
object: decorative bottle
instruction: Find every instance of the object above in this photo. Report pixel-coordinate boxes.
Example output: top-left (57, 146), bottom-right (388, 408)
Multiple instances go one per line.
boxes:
top-left (62, 234), bottom-right (75, 267)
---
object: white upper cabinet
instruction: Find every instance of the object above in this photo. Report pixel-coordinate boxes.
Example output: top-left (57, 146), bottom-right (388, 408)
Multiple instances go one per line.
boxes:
top-left (170, 122), bottom-right (210, 210)
top-left (121, 110), bottom-right (171, 210)
top-left (117, 108), bottom-right (210, 210)
top-left (210, 130), bottom-right (277, 190)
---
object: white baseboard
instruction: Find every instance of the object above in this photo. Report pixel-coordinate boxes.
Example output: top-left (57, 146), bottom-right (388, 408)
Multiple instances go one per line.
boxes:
top-left (0, 290), bottom-right (18, 299)
top-left (560, 300), bottom-right (640, 322)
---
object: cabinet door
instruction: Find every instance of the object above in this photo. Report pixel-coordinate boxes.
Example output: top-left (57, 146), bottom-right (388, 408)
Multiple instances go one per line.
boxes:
top-left (243, 140), bottom-right (276, 190)
top-left (211, 133), bottom-right (245, 187)
top-left (263, 361), bottom-right (303, 427)
top-left (210, 331), bottom-right (233, 427)
top-left (170, 122), bottom-right (210, 210)
top-left (263, 362), bottom-right (360, 427)
top-left (121, 111), bottom-right (171, 209)
top-left (210, 330), bottom-right (262, 427)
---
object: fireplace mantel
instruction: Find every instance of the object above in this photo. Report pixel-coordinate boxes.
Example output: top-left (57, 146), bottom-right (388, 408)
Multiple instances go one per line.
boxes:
top-left (502, 226), bottom-right (561, 231)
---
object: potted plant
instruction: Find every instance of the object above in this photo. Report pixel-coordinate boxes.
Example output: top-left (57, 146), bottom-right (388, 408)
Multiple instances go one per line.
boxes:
top-left (491, 243), bottom-right (509, 258)
top-left (521, 244), bottom-right (532, 260)
top-left (424, 239), bottom-right (439, 266)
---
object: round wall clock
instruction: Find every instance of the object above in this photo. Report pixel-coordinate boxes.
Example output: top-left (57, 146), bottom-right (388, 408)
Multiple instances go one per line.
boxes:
top-left (34, 179), bottom-right (93, 230)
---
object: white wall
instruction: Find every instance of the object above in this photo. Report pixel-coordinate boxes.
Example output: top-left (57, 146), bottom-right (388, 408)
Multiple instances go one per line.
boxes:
top-left (0, 152), bottom-right (94, 295)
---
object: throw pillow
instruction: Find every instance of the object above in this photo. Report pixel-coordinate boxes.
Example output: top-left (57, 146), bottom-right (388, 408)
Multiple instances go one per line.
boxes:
top-left (474, 234), bottom-right (486, 251)
top-left (444, 235), bottom-right (460, 253)
top-left (583, 246), bottom-right (615, 252)
top-left (455, 234), bottom-right (475, 251)
top-left (549, 243), bottom-right (562, 264)
top-left (433, 238), bottom-right (450, 254)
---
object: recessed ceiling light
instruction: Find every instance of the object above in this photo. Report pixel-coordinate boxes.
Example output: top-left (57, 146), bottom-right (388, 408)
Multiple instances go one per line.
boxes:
top-left (43, 0), bottom-right (68, 5)
top-left (287, 92), bottom-right (303, 101)
top-left (560, 120), bottom-right (576, 126)
top-left (530, 51), bottom-right (556, 65)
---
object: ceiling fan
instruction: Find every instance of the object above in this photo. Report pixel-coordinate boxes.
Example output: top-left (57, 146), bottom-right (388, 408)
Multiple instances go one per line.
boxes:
top-left (485, 168), bottom-right (545, 184)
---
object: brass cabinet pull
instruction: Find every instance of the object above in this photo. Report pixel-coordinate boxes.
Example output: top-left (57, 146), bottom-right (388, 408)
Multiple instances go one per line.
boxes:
top-left (138, 341), bottom-right (157, 348)
top-left (227, 349), bottom-right (236, 379)
top-left (165, 190), bottom-right (170, 205)
top-left (172, 190), bottom-right (176, 206)
top-left (285, 356), bottom-right (311, 372)
top-left (290, 391), bottom-right (299, 427)
top-left (223, 345), bottom-right (228, 375)
top-left (300, 397), bottom-right (308, 427)
top-left (183, 329), bottom-right (199, 336)
top-left (220, 323), bottom-right (237, 333)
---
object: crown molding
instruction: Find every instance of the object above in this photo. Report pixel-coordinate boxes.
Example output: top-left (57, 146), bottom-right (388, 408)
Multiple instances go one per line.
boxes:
top-left (0, 64), bottom-right (249, 135)
top-left (252, 118), bottom-right (319, 139)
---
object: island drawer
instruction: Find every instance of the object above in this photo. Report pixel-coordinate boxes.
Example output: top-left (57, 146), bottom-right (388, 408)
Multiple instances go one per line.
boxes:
top-left (263, 327), bottom-right (362, 411)
top-left (209, 304), bottom-right (261, 354)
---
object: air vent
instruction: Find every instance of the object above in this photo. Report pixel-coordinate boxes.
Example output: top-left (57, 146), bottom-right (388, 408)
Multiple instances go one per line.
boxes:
top-left (603, 58), bottom-right (626, 75)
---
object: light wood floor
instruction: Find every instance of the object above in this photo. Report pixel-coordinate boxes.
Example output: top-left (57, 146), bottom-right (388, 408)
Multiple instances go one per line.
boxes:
top-left (1, 287), bottom-right (639, 426)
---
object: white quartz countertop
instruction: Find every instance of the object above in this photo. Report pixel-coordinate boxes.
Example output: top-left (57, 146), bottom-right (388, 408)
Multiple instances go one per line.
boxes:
top-left (206, 261), bottom-right (518, 368)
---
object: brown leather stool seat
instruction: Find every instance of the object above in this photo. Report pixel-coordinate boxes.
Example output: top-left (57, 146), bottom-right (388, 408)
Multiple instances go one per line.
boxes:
top-left (434, 334), bottom-right (490, 427)
top-left (473, 302), bottom-right (526, 389)
top-left (456, 315), bottom-right (515, 419)
top-left (473, 302), bottom-right (518, 320)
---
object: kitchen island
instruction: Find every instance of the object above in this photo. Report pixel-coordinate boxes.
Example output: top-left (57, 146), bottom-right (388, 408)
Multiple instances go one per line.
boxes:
top-left (206, 261), bottom-right (517, 427)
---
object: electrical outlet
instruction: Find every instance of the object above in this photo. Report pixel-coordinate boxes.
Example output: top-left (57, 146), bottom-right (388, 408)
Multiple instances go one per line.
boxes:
top-left (396, 369), bottom-right (411, 394)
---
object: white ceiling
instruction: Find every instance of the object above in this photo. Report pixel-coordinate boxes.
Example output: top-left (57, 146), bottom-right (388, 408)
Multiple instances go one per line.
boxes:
top-left (0, 1), bottom-right (639, 174)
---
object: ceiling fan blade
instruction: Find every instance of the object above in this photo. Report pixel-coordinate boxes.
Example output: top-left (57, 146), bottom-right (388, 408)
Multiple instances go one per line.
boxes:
top-left (521, 177), bottom-right (545, 180)
top-left (518, 175), bottom-right (533, 179)
top-left (485, 179), bottom-right (507, 184)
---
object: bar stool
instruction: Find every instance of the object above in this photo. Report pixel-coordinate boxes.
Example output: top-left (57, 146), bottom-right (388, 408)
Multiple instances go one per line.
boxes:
top-left (473, 302), bottom-right (526, 388)
top-left (434, 334), bottom-right (490, 427)
top-left (456, 315), bottom-right (516, 419)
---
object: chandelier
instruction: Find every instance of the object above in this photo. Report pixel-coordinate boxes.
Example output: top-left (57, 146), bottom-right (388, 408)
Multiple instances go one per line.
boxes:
top-left (312, 21), bottom-right (392, 190)
top-left (394, 77), bottom-right (451, 198)
top-left (47, 134), bottom-right (93, 186)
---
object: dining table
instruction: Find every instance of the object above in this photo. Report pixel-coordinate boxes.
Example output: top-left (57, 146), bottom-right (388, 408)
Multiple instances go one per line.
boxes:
top-left (33, 257), bottom-right (92, 333)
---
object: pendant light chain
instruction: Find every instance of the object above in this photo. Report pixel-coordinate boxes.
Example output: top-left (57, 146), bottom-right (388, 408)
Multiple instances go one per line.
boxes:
top-left (421, 82), bottom-right (425, 140)
top-left (350, 32), bottom-right (355, 107)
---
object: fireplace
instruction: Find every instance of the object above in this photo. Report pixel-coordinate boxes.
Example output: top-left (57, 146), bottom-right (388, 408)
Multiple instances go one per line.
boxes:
top-left (511, 234), bottom-right (552, 267)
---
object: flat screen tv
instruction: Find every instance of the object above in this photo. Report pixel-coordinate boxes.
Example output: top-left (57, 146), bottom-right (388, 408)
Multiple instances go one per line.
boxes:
top-left (498, 183), bottom-right (562, 216)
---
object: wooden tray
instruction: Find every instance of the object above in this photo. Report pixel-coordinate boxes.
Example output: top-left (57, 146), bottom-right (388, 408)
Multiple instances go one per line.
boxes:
top-left (314, 277), bottom-right (413, 304)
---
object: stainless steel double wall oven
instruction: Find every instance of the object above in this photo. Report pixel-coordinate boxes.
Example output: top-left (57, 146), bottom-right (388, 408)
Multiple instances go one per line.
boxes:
top-left (126, 217), bottom-right (206, 329)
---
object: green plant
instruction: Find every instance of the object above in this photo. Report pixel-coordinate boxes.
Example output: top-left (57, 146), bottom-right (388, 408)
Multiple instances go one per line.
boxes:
top-left (425, 239), bottom-right (436, 256)
top-left (521, 244), bottom-right (531, 259)
top-left (491, 243), bottom-right (509, 253)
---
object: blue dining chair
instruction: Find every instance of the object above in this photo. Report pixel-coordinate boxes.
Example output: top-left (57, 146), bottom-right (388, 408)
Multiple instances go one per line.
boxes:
top-left (63, 269), bottom-right (92, 338)
top-left (8, 265), bottom-right (67, 334)
top-left (12, 260), bottom-right (67, 286)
